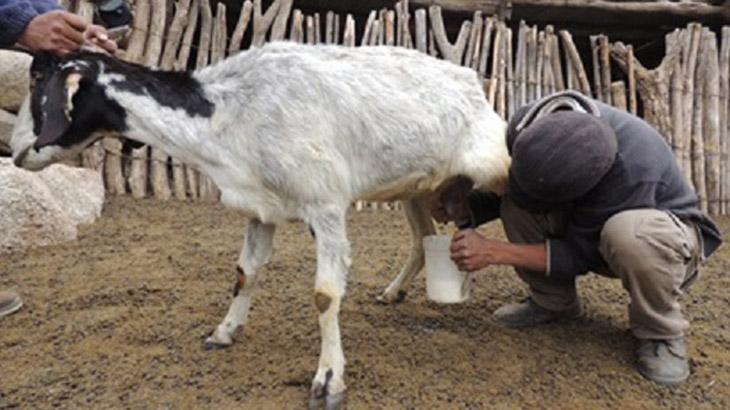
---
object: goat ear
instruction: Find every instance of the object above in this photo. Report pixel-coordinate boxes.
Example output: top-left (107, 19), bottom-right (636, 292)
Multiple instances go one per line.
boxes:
top-left (30, 52), bottom-right (59, 85)
top-left (34, 71), bottom-right (85, 149)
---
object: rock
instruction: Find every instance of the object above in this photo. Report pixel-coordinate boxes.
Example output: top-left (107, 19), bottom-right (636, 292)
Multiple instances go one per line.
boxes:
top-left (0, 158), bottom-right (105, 254)
top-left (0, 50), bottom-right (32, 113)
top-left (0, 108), bottom-right (17, 155)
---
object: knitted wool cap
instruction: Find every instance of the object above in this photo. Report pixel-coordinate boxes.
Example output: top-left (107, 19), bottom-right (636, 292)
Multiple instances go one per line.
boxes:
top-left (507, 111), bottom-right (618, 205)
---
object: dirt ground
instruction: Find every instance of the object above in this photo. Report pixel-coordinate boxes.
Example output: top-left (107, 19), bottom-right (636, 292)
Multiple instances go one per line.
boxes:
top-left (1, 196), bottom-right (728, 410)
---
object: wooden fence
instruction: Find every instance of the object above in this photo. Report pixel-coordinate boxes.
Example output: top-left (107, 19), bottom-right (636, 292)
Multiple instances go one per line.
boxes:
top-left (65, 0), bottom-right (730, 214)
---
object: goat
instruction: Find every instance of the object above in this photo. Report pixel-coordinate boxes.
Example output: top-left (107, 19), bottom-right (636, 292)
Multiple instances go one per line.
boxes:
top-left (11, 42), bottom-right (510, 409)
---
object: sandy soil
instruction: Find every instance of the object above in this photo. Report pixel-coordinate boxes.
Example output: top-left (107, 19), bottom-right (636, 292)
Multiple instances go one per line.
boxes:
top-left (1, 197), bottom-right (728, 410)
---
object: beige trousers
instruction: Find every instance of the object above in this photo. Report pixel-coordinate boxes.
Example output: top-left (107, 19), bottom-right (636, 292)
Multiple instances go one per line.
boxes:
top-left (500, 197), bottom-right (702, 339)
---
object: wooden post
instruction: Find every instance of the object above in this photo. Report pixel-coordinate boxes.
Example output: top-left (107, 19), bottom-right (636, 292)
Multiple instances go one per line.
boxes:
top-left (160, 0), bottom-right (193, 200)
top-left (497, 23), bottom-right (507, 118)
top-left (325, 11), bottom-right (335, 44)
top-left (610, 81), bottom-right (627, 110)
top-left (526, 26), bottom-right (537, 101)
top-left (270, 0), bottom-right (292, 41)
top-left (464, 11), bottom-right (483, 68)
top-left (720, 27), bottom-right (729, 214)
top-left (306, 15), bottom-right (315, 44)
top-left (590, 35), bottom-right (602, 101)
top-left (559, 30), bottom-right (591, 95)
top-left (701, 28), bottom-right (721, 214)
top-left (627, 44), bottom-right (638, 115)
top-left (547, 25), bottom-right (564, 91)
top-left (229, 1), bottom-right (253, 54)
top-left (291, 9), bottom-right (304, 43)
top-left (126, 0), bottom-right (151, 198)
top-left (515, 20), bottom-right (527, 107)
top-left (505, 26), bottom-right (514, 117)
top-left (384, 10), bottom-right (396, 46)
top-left (599, 35), bottom-right (612, 105)
top-left (477, 17), bottom-right (494, 78)
top-left (174, 0), bottom-right (201, 200)
top-left (361, 10), bottom-right (376, 47)
top-left (669, 31), bottom-right (684, 173)
top-left (487, 20), bottom-right (502, 107)
top-left (429, 5), bottom-right (471, 64)
top-left (343, 14), bottom-right (356, 47)
top-left (251, 0), bottom-right (283, 47)
top-left (535, 30), bottom-right (545, 101)
top-left (691, 25), bottom-right (708, 212)
top-left (682, 24), bottom-right (702, 186)
top-left (415, 8), bottom-right (427, 53)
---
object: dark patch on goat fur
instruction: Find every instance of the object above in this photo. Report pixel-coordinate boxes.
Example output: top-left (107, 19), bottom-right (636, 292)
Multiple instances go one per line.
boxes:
top-left (90, 52), bottom-right (214, 118)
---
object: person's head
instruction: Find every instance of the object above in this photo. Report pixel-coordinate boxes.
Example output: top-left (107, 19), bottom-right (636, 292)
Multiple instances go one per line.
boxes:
top-left (507, 111), bottom-right (617, 211)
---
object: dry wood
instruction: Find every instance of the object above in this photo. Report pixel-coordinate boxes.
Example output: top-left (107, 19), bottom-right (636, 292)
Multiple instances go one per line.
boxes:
top-left (369, 19), bottom-right (382, 45)
top-left (559, 30), bottom-right (590, 95)
top-left (547, 25), bottom-right (564, 91)
top-left (477, 17), bottom-right (494, 78)
top-left (535, 30), bottom-right (545, 100)
top-left (543, 30), bottom-right (555, 96)
top-left (506, 26), bottom-right (514, 117)
top-left (270, 0), bottom-right (293, 41)
top-left (377, 9), bottom-right (386, 45)
top-left (515, 20), bottom-right (527, 107)
top-left (343, 14), bottom-right (356, 47)
top-left (397, 0), bottom-right (412, 48)
top-left (291, 9), bottom-right (304, 43)
top-left (690, 25), bottom-right (707, 211)
top-left (720, 27), bottom-right (730, 213)
top-left (669, 32), bottom-right (684, 169)
top-left (361, 10), bottom-right (377, 47)
top-left (487, 20), bottom-right (502, 107)
top-left (385, 10), bottom-right (396, 46)
top-left (682, 24), bottom-right (702, 184)
top-left (464, 11), bottom-right (483, 67)
top-left (125, 0), bottom-right (151, 198)
top-left (175, 0), bottom-right (200, 70)
top-left (252, 0), bottom-right (282, 47)
top-left (211, 3), bottom-right (227, 64)
top-left (147, 0), bottom-right (171, 201)
top-left (160, 0), bottom-right (193, 200)
top-left (624, 44), bottom-right (636, 114)
top-left (429, 27), bottom-right (437, 57)
top-left (315, 13), bottom-right (322, 44)
top-left (590, 35), bottom-right (602, 100)
top-left (599, 35), bottom-right (612, 105)
top-left (411, 0), bottom-right (729, 20)
top-left (415, 8), bottom-right (427, 53)
top-left (229, 1), bottom-right (253, 54)
top-left (77, 1), bottom-right (104, 171)
top-left (334, 13), bottom-right (340, 44)
top-left (701, 29), bottom-right (721, 214)
top-left (526, 26), bottom-right (537, 101)
top-left (429, 5), bottom-right (471, 64)
top-left (306, 15), bottom-right (315, 44)
top-left (611, 81), bottom-right (627, 110)
top-left (326, 11), bottom-right (335, 44)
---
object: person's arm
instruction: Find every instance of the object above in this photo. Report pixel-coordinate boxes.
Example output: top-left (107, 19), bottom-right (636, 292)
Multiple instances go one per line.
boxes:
top-left (449, 229), bottom-right (547, 273)
top-left (0, 0), bottom-right (49, 48)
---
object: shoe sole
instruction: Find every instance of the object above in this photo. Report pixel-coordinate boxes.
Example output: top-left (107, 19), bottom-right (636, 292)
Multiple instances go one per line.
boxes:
top-left (0, 298), bottom-right (23, 318)
top-left (637, 366), bottom-right (689, 386)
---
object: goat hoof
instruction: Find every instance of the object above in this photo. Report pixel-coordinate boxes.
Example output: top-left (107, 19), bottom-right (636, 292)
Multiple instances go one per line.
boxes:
top-left (202, 330), bottom-right (233, 350)
top-left (376, 289), bottom-right (407, 304)
top-left (308, 384), bottom-right (345, 410)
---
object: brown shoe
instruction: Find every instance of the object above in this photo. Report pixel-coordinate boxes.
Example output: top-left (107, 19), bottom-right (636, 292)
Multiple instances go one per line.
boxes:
top-left (493, 297), bottom-right (581, 328)
top-left (636, 337), bottom-right (690, 385)
top-left (0, 290), bottom-right (23, 318)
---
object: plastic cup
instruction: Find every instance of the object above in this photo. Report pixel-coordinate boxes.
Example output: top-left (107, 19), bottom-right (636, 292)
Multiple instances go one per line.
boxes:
top-left (423, 234), bottom-right (472, 303)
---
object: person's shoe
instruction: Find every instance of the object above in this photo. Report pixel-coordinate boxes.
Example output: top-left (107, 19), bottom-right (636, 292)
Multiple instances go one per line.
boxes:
top-left (0, 290), bottom-right (23, 318)
top-left (492, 297), bottom-right (581, 328)
top-left (636, 337), bottom-right (690, 385)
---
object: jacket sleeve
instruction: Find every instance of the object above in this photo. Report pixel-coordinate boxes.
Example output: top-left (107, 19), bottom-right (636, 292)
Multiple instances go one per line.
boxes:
top-left (0, 0), bottom-right (63, 48)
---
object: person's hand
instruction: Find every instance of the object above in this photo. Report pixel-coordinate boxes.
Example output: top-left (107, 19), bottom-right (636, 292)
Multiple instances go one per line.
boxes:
top-left (18, 10), bottom-right (88, 56)
top-left (450, 229), bottom-right (501, 272)
top-left (83, 24), bottom-right (118, 53)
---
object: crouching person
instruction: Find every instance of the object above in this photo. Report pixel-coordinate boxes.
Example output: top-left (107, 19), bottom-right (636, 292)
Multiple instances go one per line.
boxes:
top-left (431, 91), bottom-right (723, 385)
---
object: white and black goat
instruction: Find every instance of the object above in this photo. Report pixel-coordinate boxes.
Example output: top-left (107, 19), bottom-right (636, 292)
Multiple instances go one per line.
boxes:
top-left (11, 42), bottom-right (509, 409)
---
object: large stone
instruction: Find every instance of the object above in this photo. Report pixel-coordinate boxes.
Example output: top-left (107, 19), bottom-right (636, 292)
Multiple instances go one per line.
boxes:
top-left (0, 108), bottom-right (17, 155)
top-left (0, 50), bottom-right (32, 113)
top-left (0, 158), bottom-right (105, 254)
